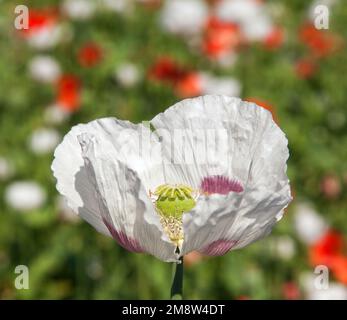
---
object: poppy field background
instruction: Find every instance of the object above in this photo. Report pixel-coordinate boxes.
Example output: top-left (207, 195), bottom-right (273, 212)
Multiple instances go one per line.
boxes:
top-left (1, 0), bottom-right (347, 299)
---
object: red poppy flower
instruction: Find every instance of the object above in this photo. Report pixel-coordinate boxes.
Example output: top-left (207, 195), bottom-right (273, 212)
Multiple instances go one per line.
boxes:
top-left (264, 27), bottom-right (284, 50)
top-left (309, 229), bottom-right (347, 285)
top-left (175, 72), bottom-right (203, 98)
top-left (148, 57), bottom-right (187, 84)
top-left (299, 23), bottom-right (341, 58)
top-left (244, 98), bottom-right (278, 123)
top-left (295, 58), bottom-right (317, 79)
top-left (309, 230), bottom-right (343, 267)
top-left (56, 75), bottom-right (81, 112)
top-left (202, 17), bottom-right (241, 59)
top-left (20, 8), bottom-right (58, 37)
top-left (282, 282), bottom-right (300, 300)
top-left (78, 42), bottom-right (103, 68)
top-left (330, 256), bottom-right (347, 285)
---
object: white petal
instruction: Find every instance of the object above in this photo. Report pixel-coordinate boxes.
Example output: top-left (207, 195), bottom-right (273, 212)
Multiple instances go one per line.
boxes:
top-left (151, 95), bottom-right (291, 255)
top-left (52, 118), bottom-right (178, 262)
top-left (151, 95), bottom-right (289, 190)
top-left (181, 184), bottom-right (289, 255)
top-left (78, 132), bottom-right (178, 262)
top-left (52, 123), bottom-right (111, 237)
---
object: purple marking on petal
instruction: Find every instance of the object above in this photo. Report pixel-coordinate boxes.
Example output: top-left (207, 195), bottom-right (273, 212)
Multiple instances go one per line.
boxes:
top-left (103, 218), bottom-right (144, 253)
top-left (200, 175), bottom-right (244, 195)
top-left (199, 239), bottom-right (237, 256)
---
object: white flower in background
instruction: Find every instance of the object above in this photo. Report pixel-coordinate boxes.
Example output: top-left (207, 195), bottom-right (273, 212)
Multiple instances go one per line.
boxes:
top-left (200, 74), bottom-right (241, 97)
top-left (215, 0), bottom-right (262, 25)
top-left (271, 235), bottom-right (295, 260)
top-left (62, 0), bottom-right (97, 20)
top-left (101, 0), bottom-right (133, 14)
top-left (44, 104), bottom-right (70, 125)
top-left (27, 25), bottom-right (64, 50)
top-left (52, 95), bottom-right (292, 262)
top-left (5, 181), bottom-right (46, 211)
top-left (294, 203), bottom-right (328, 245)
top-left (216, 53), bottom-right (238, 68)
top-left (242, 16), bottom-right (274, 42)
top-left (29, 128), bottom-right (61, 154)
top-left (301, 273), bottom-right (347, 300)
top-left (308, 284), bottom-right (347, 300)
top-left (28, 56), bottom-right (61, 84)
top-left (115, 63), bottom-right (141, 88)
top-left (0, 157), bottom-right (14, 180)
top-left (56, 196), bottom-right (80, 223)
top-left (215, 0), bottom-right (275, 42)
top-left (160, 0), bottom-right (208, 36)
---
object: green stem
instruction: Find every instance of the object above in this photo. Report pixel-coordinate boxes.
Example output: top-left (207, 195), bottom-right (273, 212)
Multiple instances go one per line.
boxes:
top-left (170, 256), bottom-right (184, 299)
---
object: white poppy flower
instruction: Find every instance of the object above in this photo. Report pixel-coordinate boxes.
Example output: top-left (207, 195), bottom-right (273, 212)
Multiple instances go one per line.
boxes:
top-left (115, 63), bottom-right (141, 88)
top-left (44, 104), bottom-right (70, 125)
top-left (215, 0), bottom-right (263, 25)
top-left (294, 203), bottom-right (328, 245)
top-left (29, 128), bottom-right (61, 154)
top-left (160, 0), bottom-right (209, 36)
top-left (308, 284), bottom-right (347, 300)
top-left (215, 0), bottom-right (275, 42)
top-left (62, 0), bottom-right (97, 20)
top-left (5, 181), bottom-right (46, 211)
top-left (101, 0), bottom-right (133, 14)
top-left (28, 56), bottom-right (61, 84)
top-left (199, 74), bottom-right (242, 97)
top-left (241, 16), bottom-right (274, 42)
top-left (216, 53), bottom-right (238, 68)
top-left (27, 24), bottom-right (64, 50)
top-left (52, 95), bottom-right (292, 262)
top-left (271, 235), bottom-right (295, 260)
top-left (301, 273), bottom-right (347, 300)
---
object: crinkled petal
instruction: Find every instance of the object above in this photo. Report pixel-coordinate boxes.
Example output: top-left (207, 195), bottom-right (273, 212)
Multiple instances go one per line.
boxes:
top-left (182, 185), bottom-right (290, 256)
top-left (52, 118), bottom-right (178, 262)
top-left (150, 95), bottom-right (291, 255)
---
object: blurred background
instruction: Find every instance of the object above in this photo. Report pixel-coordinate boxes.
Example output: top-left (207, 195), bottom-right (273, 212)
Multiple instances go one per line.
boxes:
top-left (0, 0), bottom-right (347, 299)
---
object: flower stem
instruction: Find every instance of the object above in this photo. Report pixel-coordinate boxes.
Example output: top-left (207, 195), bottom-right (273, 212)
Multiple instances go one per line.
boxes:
top-left (170, 256), bottom-right (184, 299)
